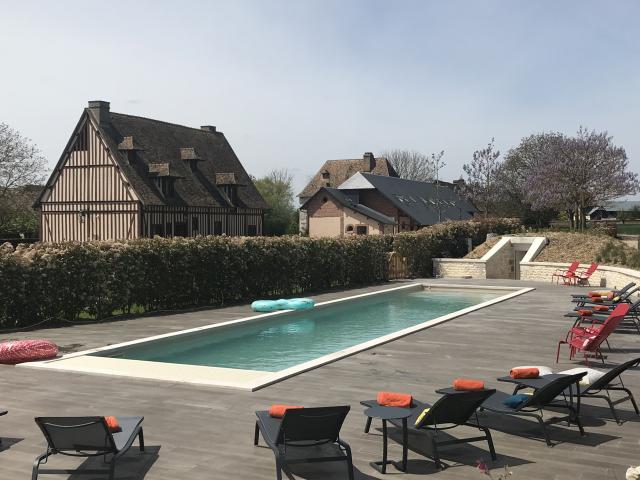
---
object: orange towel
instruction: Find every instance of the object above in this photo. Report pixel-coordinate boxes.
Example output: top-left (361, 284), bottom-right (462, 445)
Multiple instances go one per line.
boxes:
top-left (578, 309), bottom-right (592, 316)
top-left (268, 404), bottom-right (304, 418)
top-left (594, 305), bottom-right (609, 312)
top-left (510, 367), bottom-right (540, 379)
top-left (376, 391), bottom-right (412, 408)
top-left (104, 416), bottom-right (122, 433)
top-left (453, 378), bottom-right (485, 391)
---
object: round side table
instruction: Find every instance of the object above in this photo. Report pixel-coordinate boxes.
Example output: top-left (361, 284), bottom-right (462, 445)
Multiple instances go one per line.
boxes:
top-left (364, 405), bottom-right (412, 473)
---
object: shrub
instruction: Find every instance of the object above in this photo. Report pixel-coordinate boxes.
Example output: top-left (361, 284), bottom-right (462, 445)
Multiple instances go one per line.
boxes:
top-left (596, 240), bottom-right (640, 269)
top-left (0, 235), bottom-right (390, 329)
top-left (0, 218), bottom-right (520, 329)
top-left (394, 218), bottom-right (521, 277)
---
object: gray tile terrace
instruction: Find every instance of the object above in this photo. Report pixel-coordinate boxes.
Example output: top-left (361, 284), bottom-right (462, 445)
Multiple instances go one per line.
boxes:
top-left (0, 279), bottom-right (638, 479)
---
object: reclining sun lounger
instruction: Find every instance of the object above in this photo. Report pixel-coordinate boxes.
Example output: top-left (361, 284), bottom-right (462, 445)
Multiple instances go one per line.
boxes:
top-left (361, 388), bottom-right (497, 470)
top-left (481, 372), bottom-right (587, 446)
top-left (32, 416), bottom-right (145, 480)
top-left (568, 358), bottom-right (640, 424)
top-left (571, 282), bottom-right (636, 300)
top-left (572, 286), bottom-right (639, 307)
top-left (567, 298), bottom-right (640, 334)
top-left (551, 261), bottom-right (580, 284)
top-left (254, 406), bottom-right (354, 480)
top-left (558, 303), bottom-right (631, 365)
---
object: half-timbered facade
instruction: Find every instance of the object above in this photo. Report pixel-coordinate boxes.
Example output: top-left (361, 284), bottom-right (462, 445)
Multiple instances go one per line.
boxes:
top-left (35, 101), bottom-right (267, 242)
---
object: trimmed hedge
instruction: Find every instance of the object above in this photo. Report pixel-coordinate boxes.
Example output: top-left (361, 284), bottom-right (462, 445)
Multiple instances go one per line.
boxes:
top-left (0, 218), bottom-right (519, 330)
top-left (395, 218), bottom-right (522, 277)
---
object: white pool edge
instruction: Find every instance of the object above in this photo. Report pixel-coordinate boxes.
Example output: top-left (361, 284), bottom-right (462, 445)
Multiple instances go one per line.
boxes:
top-left (20, 283), bottom-right (534, 391)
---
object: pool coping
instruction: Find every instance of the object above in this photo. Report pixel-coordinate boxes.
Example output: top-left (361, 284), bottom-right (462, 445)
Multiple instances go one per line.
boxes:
top-left (20, 283), bottom-right (534, 391)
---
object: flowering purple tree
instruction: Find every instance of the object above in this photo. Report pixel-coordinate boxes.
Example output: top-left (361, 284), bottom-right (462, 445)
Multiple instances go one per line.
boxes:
top-left (512, 128), bottom-right (639, 230)
top-left (462, 138), bottom-right (501, 218)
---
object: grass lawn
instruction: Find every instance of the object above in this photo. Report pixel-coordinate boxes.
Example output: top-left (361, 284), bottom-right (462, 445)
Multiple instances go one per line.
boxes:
top-left (618, 223), bottom-right (640, 234)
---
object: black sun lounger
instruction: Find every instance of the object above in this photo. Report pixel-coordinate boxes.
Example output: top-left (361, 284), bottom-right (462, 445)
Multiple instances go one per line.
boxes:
top-left (0, 409), bottom-right (6, 445)
top-left (254, 406), bottom-right (354, 480)
top-left (566, 299), bottom-right (640, 334)
top-left (33, 416), bottom-right (144, 480)
top-left (481, 372), bottom-right (586, 447)
top-left (572, 286), bottom-right (639, 307)
top-left (576, 357), bottom-right (640, 424)
top-left (571, 282), bottom-right (636, 299)
top-left (362, 388), bottom-right (497, 470)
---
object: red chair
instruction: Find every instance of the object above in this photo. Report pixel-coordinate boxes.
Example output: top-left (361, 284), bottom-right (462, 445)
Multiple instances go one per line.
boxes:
top-left (557, 303), bottom-right (630, 365)
top-left (551, 261), bottom-right (579, 285)
top-left (574, 263), bottom-right (599, 286)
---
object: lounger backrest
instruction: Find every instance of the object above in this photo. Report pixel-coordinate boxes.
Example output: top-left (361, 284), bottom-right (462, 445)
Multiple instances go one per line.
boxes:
top-left (416, 389), bottom-right (496, 428)
top-left (567, 261), bottom-right (580, 273)
top-left (592, 303), bottom-right (630, 341)
top-left (588, 357), bottom-right (640, 392)
top-left (523, 373), bottom-right (587, 408)
top-left (619, 282), bottom-right (636, 294)
top-left (277, 406), bottom-right (350, 446)
top-left (35, 417), bottom-right (116, 455)
top-left (583, 263), bottom-right (598, 276)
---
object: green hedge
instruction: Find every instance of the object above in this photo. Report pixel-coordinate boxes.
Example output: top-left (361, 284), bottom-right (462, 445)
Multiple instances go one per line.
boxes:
top-left (0, 218), bottom-right (519, 330)
top-left (395, 218), bottom-right (522, 277)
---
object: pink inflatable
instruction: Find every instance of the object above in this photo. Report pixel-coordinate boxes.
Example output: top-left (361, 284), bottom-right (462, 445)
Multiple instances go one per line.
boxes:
top-left (0, 340), bottom-right (59, 364)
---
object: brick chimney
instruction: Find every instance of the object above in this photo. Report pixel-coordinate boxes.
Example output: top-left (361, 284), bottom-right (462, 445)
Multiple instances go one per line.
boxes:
top-left (200, 125), bottom-right (217, 133)
top-left (88, 100), bottom-right (110, 125)
top-left (363, 152), bottom-right (375, 172)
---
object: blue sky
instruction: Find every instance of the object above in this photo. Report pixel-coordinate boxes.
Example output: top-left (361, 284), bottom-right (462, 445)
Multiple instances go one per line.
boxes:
top-left (1, 0), bottom-right (639, 199)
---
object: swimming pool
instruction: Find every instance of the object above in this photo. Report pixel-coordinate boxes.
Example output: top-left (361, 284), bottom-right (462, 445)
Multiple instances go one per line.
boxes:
top-left (93, 289), bottom-right (499, 371)
top-left (23, 283), bottom-right (533, 390)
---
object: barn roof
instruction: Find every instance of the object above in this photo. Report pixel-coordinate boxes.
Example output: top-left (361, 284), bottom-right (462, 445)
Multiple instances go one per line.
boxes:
top-left (339, 172), bottom-right (477, 225)
top-left (97, 109), bottom-right (268, 209)
top-left (298, 153), bottom-right (398, 199)
top-left (35, 102), bottom-right (268, 210)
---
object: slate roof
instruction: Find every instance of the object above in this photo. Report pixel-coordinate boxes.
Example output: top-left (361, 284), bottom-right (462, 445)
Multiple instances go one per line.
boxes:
top-left (89, 108), bottom-right (268, 209)
top-left (588, 200), bottom-right (640, 214)
top-left (298, 154), bottom-right (398, 199)
top-left (340, 173), bottom-right (476, 225)
top-left (302, 188), bottom-right (395, 225)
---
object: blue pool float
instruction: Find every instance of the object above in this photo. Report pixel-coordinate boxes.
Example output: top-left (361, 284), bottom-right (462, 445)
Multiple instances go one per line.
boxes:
top-left (251, 298), bottom-right (315, 312)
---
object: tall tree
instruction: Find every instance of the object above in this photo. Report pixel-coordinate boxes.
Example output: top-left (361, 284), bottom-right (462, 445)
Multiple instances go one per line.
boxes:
top-left (384, 149), bottom-right (437, 182)
top-left (253, 169), bottom-right (298, 236)
top-left (514, 128), bottom-right (639, 230)
top-left (0, 123), bottom-right (47, 236)
top-left (462, 138), bottom-right (501, 217)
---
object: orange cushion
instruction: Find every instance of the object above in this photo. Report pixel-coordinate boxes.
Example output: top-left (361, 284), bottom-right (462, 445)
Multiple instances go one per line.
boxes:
top-left (592, 297), bottom-right (603, 303)
top-left (578, 309), bottom-right (592, 316)
top-left (376, 391), bottom-right (412, 408)
top-left (104, 416), bottom-right (122, 433)
top-left (453, 378), bottom-right (485, 391)
top-left (268, 404), bottom-right (304, 418)
top-left (510, 367), bottom-right (540, 379)
top-left (594, 305), bottom-right (609, 312)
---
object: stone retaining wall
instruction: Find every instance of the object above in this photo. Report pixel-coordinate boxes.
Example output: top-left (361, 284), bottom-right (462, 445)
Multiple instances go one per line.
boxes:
top-left (520, 261), bottom-right (640, 294)
top-left (432, 258), bottom-right (486, 278)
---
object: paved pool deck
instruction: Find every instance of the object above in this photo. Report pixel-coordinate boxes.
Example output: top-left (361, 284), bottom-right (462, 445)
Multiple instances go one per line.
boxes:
top-left (0, 278), bottom-right (638, 479)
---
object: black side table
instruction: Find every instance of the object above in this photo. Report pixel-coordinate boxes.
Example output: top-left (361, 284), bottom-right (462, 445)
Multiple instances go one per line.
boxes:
top-left (364, 405), bottom-right (412, 473)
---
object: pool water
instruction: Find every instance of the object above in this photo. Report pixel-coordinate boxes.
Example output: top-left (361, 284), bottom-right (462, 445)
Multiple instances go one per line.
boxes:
top-left (92, 289), bottom-right (499, 372)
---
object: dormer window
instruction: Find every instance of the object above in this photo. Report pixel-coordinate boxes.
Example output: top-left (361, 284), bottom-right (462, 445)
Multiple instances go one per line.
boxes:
top-left (118, 136), bottom-right (143, 164)
top-left (148, 162), bottom-right (180, 198)
top-left (215, 173), bottom-right (240, 206)
top-left (321, 170), bottom-right (330, 180)
top-left (154, 177), bottom-right (176, 197)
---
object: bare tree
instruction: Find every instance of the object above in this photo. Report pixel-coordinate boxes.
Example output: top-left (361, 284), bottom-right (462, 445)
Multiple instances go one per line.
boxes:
top-left (462, 138), bottom-right (501, 218)
top-left (0, 123), bottom-right (47, 234)
top-left (384, 149), bottom-right (437, 182)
